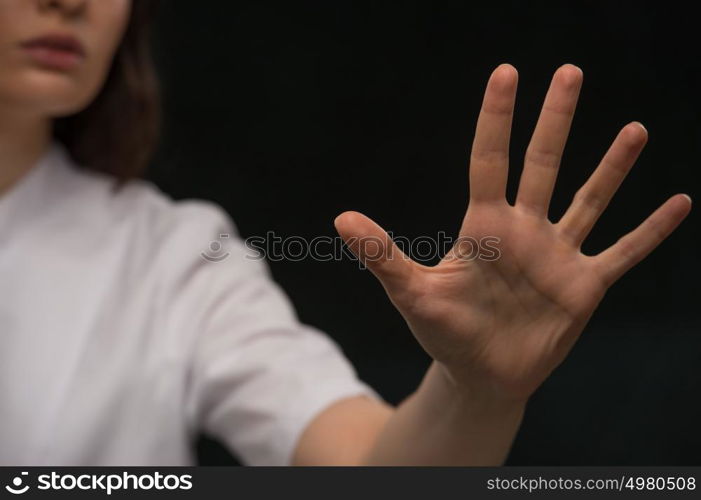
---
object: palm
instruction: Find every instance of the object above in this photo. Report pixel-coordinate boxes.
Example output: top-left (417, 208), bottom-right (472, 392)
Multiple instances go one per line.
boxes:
top-left (335, 64), bottom-right (690, 400)
top-left (409, 203), bottom-right (605, 398)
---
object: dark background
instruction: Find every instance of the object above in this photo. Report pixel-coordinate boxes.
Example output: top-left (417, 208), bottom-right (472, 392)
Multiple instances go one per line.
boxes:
top-left (147, 1), bottom-right (699, 465)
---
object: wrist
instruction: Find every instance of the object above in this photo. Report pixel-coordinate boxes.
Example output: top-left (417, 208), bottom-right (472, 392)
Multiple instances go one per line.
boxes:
top-left (427, 361), bottom-right (528, 418)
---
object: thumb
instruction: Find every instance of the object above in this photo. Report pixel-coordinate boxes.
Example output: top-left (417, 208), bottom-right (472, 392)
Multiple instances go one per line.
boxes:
top-left (334, 211), bottom-right (415, 292)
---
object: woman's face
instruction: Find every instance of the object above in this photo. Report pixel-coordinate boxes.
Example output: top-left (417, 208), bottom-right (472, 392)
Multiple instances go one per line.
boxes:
top-left (0, 0), bottom-right (131, 118)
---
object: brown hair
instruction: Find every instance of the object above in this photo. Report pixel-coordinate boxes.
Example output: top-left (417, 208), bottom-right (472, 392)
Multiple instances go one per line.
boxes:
top-left (53, 0), bottom-right (160, 184)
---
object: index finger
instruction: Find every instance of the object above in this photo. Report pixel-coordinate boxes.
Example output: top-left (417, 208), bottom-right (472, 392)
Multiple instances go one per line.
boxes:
top-left (468, 64), bottom-right (518, 204)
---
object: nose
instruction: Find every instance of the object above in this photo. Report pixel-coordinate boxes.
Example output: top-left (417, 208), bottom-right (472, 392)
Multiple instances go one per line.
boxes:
top-left (37, 0), bottom-right (87, 17)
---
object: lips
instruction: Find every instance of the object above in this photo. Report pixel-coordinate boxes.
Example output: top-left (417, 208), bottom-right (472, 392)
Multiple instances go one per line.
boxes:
top-left (20, 34), bottom-right (86, 71)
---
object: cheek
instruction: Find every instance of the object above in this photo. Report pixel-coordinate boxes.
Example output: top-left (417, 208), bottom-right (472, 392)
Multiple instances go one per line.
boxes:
top-left (93, 0), bottom-right (132, 64)
top-left (0, 2), bottom-right (35, 100)
top-left (0, 0), bottom-right (28, 36)
top-left (79, 2), bottom-right (132, 96)
top-left (51, 0), bottom-right (132, 115)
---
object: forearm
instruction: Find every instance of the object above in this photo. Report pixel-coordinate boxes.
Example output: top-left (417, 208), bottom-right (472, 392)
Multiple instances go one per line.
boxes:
top-left (362, 361), bottom-right (526, 465)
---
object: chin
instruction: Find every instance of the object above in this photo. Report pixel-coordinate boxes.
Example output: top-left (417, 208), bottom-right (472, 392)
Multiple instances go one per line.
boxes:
top-left (0, 68), bottom-right (102, 117)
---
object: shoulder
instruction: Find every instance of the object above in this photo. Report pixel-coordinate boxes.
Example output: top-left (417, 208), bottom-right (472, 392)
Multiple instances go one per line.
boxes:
top-left (49, 143), bottom-right (258, 280)
top-left (52, 144), bottom-right (238, 244)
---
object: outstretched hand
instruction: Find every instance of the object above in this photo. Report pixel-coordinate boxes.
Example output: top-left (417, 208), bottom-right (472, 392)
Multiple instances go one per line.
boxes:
top-left (334, 64), bottom-right (691, 403)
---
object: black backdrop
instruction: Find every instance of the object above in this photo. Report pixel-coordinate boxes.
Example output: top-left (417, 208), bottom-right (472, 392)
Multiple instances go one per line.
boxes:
top-left (147, 1), bottom-right (699, 465)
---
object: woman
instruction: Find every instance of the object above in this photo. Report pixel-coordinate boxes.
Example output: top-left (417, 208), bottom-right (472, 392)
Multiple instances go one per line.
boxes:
top-left (0, 0), bottom-right (691, 466)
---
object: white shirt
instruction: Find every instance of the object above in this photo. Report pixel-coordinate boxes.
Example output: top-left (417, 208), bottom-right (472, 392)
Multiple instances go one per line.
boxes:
top-left (0, 142), bottom-right (379, 466)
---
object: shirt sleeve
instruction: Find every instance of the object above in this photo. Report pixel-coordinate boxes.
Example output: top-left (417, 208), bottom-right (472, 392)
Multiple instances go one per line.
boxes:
top-left (162, 200), bottom-right (382, 466)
